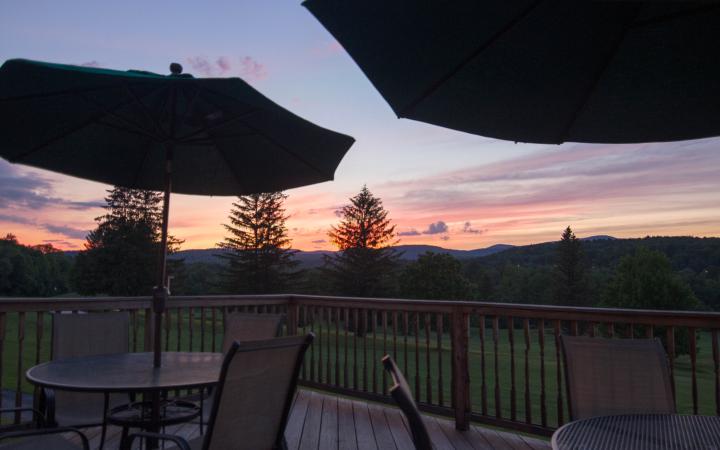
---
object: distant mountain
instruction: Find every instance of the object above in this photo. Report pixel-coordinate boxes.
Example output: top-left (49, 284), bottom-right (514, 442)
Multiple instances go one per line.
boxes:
top-left (580, 235), bottom-right (616, 241)
top-left (167, 243), bottom-right (515, 267)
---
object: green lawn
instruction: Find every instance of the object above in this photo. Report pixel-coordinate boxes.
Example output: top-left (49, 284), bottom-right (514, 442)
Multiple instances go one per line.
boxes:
top-left (1, 310), bottom-right (716, 430)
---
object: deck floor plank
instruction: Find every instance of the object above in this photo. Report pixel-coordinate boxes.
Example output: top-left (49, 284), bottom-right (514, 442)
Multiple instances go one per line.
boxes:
top-left (337, 397), bottom-right (359, 450)
top-left (319, 395), bottom-right (338, 450)
top-left (59, 390), bottom-right (550, 450)
top-left (368, 402), bottom-right (396, 450)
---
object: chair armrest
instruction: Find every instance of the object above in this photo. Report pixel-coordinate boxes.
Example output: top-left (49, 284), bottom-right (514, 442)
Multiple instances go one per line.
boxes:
top-left (0, 426), bottom-right (89, 450)
top-left (123, 431), bottom-right (191, 450)
top-left (37, 387), bottom-right (56, 427)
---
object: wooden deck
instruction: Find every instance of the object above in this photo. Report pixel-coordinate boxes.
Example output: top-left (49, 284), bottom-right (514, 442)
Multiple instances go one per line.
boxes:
top-left (66, 390), bottom-right (550, 449)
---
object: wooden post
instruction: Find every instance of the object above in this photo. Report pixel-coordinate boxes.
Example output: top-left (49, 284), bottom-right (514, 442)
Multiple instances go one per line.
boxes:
top-left (286, 300), bottom-right (299, 336)
top-left (451, 308), bottom-right (470, 430)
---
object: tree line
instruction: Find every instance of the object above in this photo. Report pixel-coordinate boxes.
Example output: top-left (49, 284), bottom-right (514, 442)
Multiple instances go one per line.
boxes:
top-left (1, 185), bottom-right (716, 315)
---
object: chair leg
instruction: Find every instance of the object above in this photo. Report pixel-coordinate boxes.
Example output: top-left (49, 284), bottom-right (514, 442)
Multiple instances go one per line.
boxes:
top-left (119, 426), bottom-right (129, 450)
top-left (98, 392), bottom-right (110, 450)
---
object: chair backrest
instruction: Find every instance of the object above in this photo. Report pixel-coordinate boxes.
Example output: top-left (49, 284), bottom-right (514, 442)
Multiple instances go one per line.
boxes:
top-left (204, 334), bottom-right (314, 450)
top-left (51, 312), bottom-right (130, 426)
top-left (381, 355), bottom-right (432, 450)
top-left (560, 335), bottom-right (675, 420)
top-left (222, 312), bottom-right (284, 353)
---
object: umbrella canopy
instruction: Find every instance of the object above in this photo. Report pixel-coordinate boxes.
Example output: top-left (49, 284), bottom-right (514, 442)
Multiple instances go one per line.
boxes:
top-left (0, 59), bottom-right (355, 366)
top-left (303, 1), bottom-right (720, 144)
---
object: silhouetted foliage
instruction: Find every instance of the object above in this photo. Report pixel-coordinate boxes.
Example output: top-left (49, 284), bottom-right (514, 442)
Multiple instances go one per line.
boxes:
top-left (555, 226), bottom-right (587, 305)
top-left (400, 252), bottom-right (474, 300)
top-left (218, 192), bottom-right (298, 294)
top-left (73, 187), bottom-right (183, 296)
top-left (324, 186), bottom-right (400, 297)
top-left (0, 234), bottom-right (72, 296)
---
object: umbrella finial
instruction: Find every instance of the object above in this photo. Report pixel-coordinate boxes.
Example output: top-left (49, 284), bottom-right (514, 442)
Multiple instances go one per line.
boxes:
top-left (169, 62), bottom-right (183, 75)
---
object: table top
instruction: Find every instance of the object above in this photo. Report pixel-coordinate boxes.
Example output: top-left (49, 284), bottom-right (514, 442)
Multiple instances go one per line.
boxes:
top-left (27, 352), bottom-right (223, 393)
top-left (552, 414), bottom-right (720, 450)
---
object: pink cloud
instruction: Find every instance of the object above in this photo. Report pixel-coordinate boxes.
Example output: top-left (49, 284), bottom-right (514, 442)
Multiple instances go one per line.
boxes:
top-left (186, 56), bottom-right (267, 80)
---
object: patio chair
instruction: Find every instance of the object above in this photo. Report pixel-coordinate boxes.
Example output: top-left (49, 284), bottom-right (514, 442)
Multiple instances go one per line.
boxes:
top-left (560, 335), bottom-right (675, 420)
top-left (1, 408), bottom-right (89, 450)
top-left (123, 333), bottom-right (314, 450)
top-left (222, 312), bottom-right (285, 352)
top-left (381, 355), bottom-right (432, 450)
top-left (40, 312), bottom-right (130, 449)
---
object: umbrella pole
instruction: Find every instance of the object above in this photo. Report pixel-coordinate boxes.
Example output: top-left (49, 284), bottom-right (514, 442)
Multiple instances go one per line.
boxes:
top-left (153, 146), bottom-right (173, 368)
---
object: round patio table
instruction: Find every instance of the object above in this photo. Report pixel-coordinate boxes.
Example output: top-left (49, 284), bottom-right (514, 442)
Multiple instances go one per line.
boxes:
top-left (27, 352), bottom-right (223, 449)
top-left (551, 414), bottom-right (720, 450)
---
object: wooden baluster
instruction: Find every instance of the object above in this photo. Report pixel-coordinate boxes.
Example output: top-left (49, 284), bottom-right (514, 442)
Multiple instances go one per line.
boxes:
top-left (211, 307), bottom-right (217, 352)
top-left (176, 308), bottom-right (183, 352)
top-left (164, 309), bottom-right (171, 352)
top-left (403, 312), bottom-right (409, 379)
top-left (712, 329), bottom-right (719, 416)
top-left (555, 320), bottom-right (564, 426)
top-left (35, 312), bottom-right (44, 365)
top-left (144, 308), bottom-right (153, 352)
top-left (335, 308), bottom-right (341, 386)
top-left (437, 313), bottom-right (444, 407)
top-left (508, 316), bottom-right (516, 421)
top-left (363, 309), bottom-right (368, 392)
top-left (319, 307), bottom-right (325, 383)
top-left (415, 312), bottom-right (421, 401)
top-left (425, 313), bottom-right (432, 404)
top-left (646, 324), bottom-right (654, 339)
top-left (523, 318), bottom-right (531, 424)
top-left (451, 310), bottom-right (470, 430)
top-left (538, 319), bottom-right (547, 427)
top-left (15, 312), bottom-right (25, 424)
top-left (372, 310), bottom-right (378, 393)
top-left (493, 316), bottom-right (501, 418)
top-left (353, 308), bottom-right (359, 390)
top-left (188, 307), bottom-right (194, 352)
top-left (571, 321), bottom-right (578, 336)
top-left (628, 323), bottom-right (635, 339)
top-left (608, 322), bottom-right (615, 338)
top-left (311, 307), bottom-right (316, 382)
top-left (0, 313), bottom-right (5, 411)
top-left (344, 308), bottom-right (349, 388)
top-left (301, 306), bottom-right (307, 380)
top-left (392, 311), bottom-right (398, 361)
top-left (479, 314), bottom-right (487, 416)
top-left (689, 327), bottom-right (698, 414)
top-left (382, 311), bottom-right (388, 394)
top-left (131, 310), bottom-right (138, 352)
top-left (667, 326), bottom-right (676, 405)
top-left (200, 307), bottom-right (206, 352)
top-left (589, 322), bottom-right (596, 338)
top-left (325, 308), bottom-right (331, 384)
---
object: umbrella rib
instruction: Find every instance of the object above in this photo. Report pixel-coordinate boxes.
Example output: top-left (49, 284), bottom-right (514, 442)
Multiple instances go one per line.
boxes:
top-left (199, 95), bottom-right (330, 179)
top-left (0, 81), bottom-right (158, 103)
top-left (123, 83), bottom-right (170, 140)
top-left (12, 96), bottom-right (150, 161)
top-left (556, 5), bottom-right (643, 144)
top-left (76, 91), bottom-right (161, 140)
top-left (175, 108), bottom-right (261, 143)
top-left (397, 0), bottom-right (544, 118)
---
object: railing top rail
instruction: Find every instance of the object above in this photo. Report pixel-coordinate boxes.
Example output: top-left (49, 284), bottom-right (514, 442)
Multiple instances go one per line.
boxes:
top-left (0, 293), bottom-right (718, 327)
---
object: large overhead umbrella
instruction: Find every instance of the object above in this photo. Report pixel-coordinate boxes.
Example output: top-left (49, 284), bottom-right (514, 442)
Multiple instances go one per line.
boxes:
top-left (0, 59), bottom-right (355, 367)
top-left (303, 1), bottom-right (720, 144)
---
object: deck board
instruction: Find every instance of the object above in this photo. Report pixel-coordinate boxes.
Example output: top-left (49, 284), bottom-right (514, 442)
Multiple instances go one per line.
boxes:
top-left (59, 390), bottom-right (550, 450)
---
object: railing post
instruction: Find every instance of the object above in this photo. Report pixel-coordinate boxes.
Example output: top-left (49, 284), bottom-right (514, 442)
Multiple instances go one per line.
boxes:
top-left (451, 308), bottom-right (470, 430)
top-left (287, 297), bottom-right (299, 336)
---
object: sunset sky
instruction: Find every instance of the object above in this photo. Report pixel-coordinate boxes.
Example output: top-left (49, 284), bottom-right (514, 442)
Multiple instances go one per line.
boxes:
top-left (1, 1), bottom-right (719, 251)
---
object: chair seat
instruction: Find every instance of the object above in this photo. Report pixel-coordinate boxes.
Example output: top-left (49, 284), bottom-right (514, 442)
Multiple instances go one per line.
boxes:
top-left (0, 433), bottom-right (83, 450)
top-left (189, 436), bottom-right (204, 450)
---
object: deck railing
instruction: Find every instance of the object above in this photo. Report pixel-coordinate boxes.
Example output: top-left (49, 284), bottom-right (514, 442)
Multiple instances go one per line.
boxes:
top-left (0, 294), bottom-right (718, 436)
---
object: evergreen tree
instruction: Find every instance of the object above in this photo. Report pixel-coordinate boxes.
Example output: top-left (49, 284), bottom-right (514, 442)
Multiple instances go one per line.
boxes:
top-left (218, 192), bottom-right (298, 294)
top-left (73, 186), bottom-right (182, 296)
top-left (325, 185), bottom-right (399, 297)
top-left (400, 252), bottom-right (474, 300)
top-left (555, 226), bottom-right (586, 305)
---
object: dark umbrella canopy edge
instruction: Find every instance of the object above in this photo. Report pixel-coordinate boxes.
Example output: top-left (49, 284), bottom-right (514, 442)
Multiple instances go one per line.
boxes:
top-left (304, 1), bottom-right (720, 144)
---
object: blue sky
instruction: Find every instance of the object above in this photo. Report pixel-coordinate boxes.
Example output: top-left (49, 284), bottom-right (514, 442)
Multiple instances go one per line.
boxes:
top-left (1, 0), bottom-right (719, 250)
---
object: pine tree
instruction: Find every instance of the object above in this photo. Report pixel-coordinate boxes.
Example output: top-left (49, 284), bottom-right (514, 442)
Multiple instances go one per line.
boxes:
top-left (325, 185), bottom-right (399, 297)
top-left (218, 192), bottom-right (298, 294)
top-left (555, 226), bottom-right (586, 305)
top-left (73, 186), bottom-right (183, 295)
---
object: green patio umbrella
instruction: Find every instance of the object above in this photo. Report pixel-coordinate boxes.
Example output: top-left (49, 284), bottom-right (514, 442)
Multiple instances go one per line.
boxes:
top-left (304, 1), bottom-right (720, 144)
top-left (0, 58), bottom-right (355, 367)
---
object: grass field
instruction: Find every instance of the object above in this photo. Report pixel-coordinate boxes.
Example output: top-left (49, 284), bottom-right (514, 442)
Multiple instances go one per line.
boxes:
top-left (1, 310), bottom-right (717, 430)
